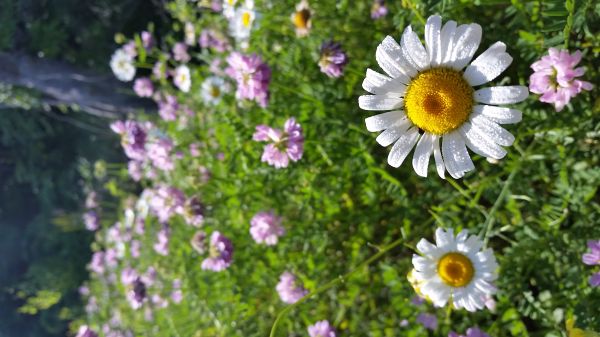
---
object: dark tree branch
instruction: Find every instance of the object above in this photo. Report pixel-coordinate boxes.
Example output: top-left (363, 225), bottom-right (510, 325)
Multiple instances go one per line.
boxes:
top-left (0, 52), bottom-right (154, 119)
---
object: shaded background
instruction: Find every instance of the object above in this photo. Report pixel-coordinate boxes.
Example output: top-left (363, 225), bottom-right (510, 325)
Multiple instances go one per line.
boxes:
top-left (0, 0), bottom-right (163, 335)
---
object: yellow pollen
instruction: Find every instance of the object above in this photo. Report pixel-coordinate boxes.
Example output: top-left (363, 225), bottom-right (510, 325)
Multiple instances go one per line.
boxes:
top-left (437, 252), bottom-right (474, 287)
top-left (242, 12), bottom-right (252, 27)
top-left (404, 68), bottom-right (474, 135)
top-left (293, 9), bottom-right (311, 29)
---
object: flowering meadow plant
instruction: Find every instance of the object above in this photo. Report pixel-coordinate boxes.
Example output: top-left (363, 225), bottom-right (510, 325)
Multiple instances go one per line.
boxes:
top-left (77, 1), bottom-right (600, 337)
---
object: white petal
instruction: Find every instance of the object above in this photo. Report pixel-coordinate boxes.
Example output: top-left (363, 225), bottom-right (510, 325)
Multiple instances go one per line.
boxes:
top-left (421, 280), bottom-right (450, 306)
top-left (440, 20), bottom-right (457, 65)
top-left (401, 26), bottom-right (429, 70)
top-left (459, 122), bottom-right (507, 160)
top-left (449, 23), bottom-right (482, 70)
top-left (412, 255), bottom-right (431, 271)
top-left (435, 228), bottom-right (454, 247)
top-left (365, 110), bottom-right (405, 132)
top-left (474, 86), bottom-right (529, 105)
top-left (470, 114), bottom-right (515, 146)
top-left (362, 68), bottom-right (392, 94)
top-left (425, 15), bottom-right (442, 66)
top-left (376, 37), bottom-right (416, 80)
top-left (459, 235), bottom-right (485, 256)
top-left (416, 239), bottom-right (437, 256)
top-left (473, 279), bottom-right (496, 294)
top-left (387, 127), bottom-right (419, 168)
top-left (358, 95), bottom-right (404, 111)
top-left (432, 135), bottom-right (445, 179)
top-left (464, 42), bottom-right (513, 86)
top-left (412, 133), bottom-right (435, 177)
top-left (377, 79), bottom-right (407, 96)
top-left (442, 132), bottom-right (475, 179)
top-left (472, 104), bottom-right (522, 124)
top-left (375, 118), bottom-right (411, 146)
top-left (380, 36), bottom-right (418, 77)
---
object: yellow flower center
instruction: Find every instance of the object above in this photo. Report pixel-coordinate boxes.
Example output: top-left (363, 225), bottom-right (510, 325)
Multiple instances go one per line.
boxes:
top-left (242, 12), bottom-right (252, 27)
top-left (293, 9), bottom-right (311, 29)
top-left (437, 252), bottom-right (474, 287)
top-left (404, 68), bottom-right (474, 135)
top-left (210, 85), bottom-right (220, 98)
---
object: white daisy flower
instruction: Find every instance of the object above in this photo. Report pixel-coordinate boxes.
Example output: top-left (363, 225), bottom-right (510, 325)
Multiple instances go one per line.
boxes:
top-left (184, 22), bottom-right (196, 46)
top-left (290, 0), bottom-right (312, 37)
top-left (222, 0), bottom-right (238, 19)
top-left (201, 76), bottom-right (230, 105)
top-left (229, 0), bottom-right (256, 42)
top-left (110, 48), bottom-right (136, 82)
top-left (173, 65), bottom-right (192, 93)
top-left (359, 15), bottom-right (528, 179)
top-left (411, 228), bottom-right (498, 312)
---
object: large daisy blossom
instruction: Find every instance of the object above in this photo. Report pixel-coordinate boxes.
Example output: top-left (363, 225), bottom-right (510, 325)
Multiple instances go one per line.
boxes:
top-left (411, 228), bottom-right (498, 312)
top-left (359, 15), bottom-right (528, 179)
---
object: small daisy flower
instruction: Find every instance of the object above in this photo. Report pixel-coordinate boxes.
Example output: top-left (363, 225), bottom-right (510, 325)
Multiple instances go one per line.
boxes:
top-left (226, 52), bottom-right (271, 107)
top-left (529, 48), bottom-right (593, 111)
top-left (201, 231), bottom-right (234, 272)
top-left (250, 211), bottom-right (285, 245)
top-left (222, 0), bottom-right (238, 19)
top-left (173, 65), bottom-right (192, 93)
top-left (133, 77), bottom-right (154, 97)
top-left (411, 228), bottom-right (498, 312)
top-left (319, 41), bottom-right (348, 78)
top-left (253, 118), bottom-right (304, 168)
top-left (291, 0), bottom-right (312, 37)
top-left (276, 271), bottom-right (308, 304)
top-left (360, 15), bottom-right (528, 179)
top-left (110, 48), bottom-right (136, 82)
top-left (229, 0), bottom-right (256, 42)
top-left (201, 76), bottom-right (230, 105)
top-left (76, 326), bottom-right (99, 337)
top-left (184, 22), bottom-right (196, 46)
top-left (308, 320), bottom-right (336, 337)
top-left (371, 0), bottom-right (388, 19)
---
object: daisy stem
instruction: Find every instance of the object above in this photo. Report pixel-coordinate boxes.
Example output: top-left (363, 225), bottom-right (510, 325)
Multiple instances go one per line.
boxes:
top-left (268, 225), bottom-right (422, 337)
top-left (481, 166), bottom-right (520, 247)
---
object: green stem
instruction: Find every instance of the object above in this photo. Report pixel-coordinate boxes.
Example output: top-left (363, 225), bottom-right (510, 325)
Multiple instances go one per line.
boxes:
top-left (481, 167), bottom-right (519, 247)
top-left (405, 0), bottom-right (427, 25)
top-left (268, 236), bottom-right (408, 337)
top-left (481, 140), bottom-right (534, 246)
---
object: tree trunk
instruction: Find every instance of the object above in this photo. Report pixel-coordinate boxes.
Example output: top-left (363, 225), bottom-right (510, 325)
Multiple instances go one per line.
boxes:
top-left (0, 52), bottom-right (154, 119)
